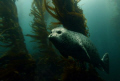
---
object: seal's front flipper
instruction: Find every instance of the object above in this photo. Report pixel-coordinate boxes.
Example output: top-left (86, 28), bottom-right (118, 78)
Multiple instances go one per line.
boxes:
top-left (82, 46), bottom-right (91, 60)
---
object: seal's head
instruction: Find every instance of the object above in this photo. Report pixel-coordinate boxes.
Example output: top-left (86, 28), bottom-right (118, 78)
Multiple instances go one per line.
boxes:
top-left (48, 27), bottom-right (66, 41)
top-left (48, 27), bottom-right (68, 48)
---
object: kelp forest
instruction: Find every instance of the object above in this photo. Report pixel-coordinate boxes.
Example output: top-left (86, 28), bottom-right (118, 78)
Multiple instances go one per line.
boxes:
top-left (0, 0), bottom-right (105, 81)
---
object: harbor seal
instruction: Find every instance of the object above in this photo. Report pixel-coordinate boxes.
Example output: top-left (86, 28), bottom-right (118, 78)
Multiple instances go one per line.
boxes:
top-left (48, 27), bottom-right (109, 74)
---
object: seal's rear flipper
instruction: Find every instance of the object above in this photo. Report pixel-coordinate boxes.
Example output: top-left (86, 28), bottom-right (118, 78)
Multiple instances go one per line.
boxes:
top-left (101, 53), bottom-right (109, 74)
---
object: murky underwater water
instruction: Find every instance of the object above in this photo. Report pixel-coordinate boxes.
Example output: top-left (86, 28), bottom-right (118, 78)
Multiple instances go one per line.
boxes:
top-left (0, 0), bottom-right (120, 81)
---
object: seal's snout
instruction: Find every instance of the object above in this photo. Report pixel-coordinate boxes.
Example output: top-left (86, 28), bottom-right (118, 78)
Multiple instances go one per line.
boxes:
top-left (48, 34), bottom-right (52, 38)
top-left (48, 31), bottom-right (53, 38)
top-left (48, 33), bottom-right (54, 41)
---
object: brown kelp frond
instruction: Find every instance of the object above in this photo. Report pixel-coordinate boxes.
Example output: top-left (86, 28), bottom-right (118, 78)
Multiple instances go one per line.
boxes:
top-left (30, 1), bottom-right (58, 54)
top-left (45, 0), bottom-right (89, 36)
top-left (68, 12), bottom-right (83, 17)
top-left (51, 22), bottom-right (62, 26)
top-left (31, 0), bottom-right (46, 19)
top-left (29, 0), bottom-right (48, 41)
top-left (0, 0), bottom-right (28, 53)
top-left (29, 0), bottom-right (60, 59)
top-left (29, 0), bottom-right (58, 54)
top-left (28, 0), bottom-right (62, 80)
top-left (0, 1), bottom-right (35, 80)
top-left (44, 0), bottom-right (59, 20)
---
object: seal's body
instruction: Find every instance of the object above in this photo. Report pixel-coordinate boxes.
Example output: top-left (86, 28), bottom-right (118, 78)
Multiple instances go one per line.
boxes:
top-left (48, 27), bottom-right (109, 74)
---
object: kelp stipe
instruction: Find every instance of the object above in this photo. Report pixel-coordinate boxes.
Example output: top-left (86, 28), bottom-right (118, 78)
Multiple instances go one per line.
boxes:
top-left (27, 0), bottom-right (62, 80)
top-left (0, 0), bottom-right (36, 81)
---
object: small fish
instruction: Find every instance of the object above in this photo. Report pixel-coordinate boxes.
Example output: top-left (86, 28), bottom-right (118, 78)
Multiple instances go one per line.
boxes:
top-left (48, 27), bottom-right (109, 74)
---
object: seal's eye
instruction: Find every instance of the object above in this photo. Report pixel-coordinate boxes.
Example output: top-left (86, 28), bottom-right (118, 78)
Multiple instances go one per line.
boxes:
top-left (57, 31), bottom-right (62, 34)
top-left (50, 30), bottom-right (53, 33)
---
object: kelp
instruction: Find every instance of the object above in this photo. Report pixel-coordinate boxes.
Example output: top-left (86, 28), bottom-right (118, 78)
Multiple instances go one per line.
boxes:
top-left (27, 0), bottom-right (48, 48)
top-left (0, 0), bottom-right (105, 80)
top-left (0, 0), bottom-right (27, 53)
top-left (28, 0), bottom-right (61, 80)
top-left (44, 0), bottom-right (89, 36)
top-left (0, 0), bottom-right (36, 81)
top-left (0, 50), bottom-right (36, 81)
top-left (60, 57), bottom-right (105, 81)
top-left (27, 0), bottom-right (59, 58)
